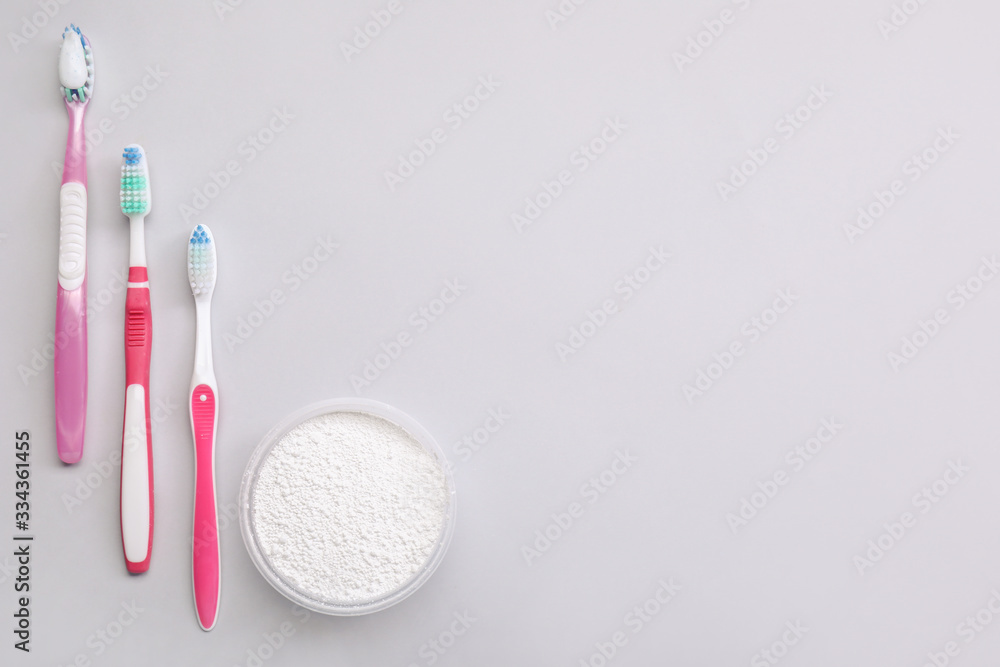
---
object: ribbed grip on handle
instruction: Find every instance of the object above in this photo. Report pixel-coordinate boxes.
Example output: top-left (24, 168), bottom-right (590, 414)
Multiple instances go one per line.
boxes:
top-left (58, 183), bottom-right (86, 290)
top-left (121, 284), bottom-right (153, 573)
top-left (191, 384), bottom-right (220, 630)
top-left (55, 280), bottom-right (87, 464)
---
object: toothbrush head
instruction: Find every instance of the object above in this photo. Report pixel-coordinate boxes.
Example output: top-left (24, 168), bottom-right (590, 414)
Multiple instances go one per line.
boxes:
top-left (59, 25), bottom-right (93, 103)
top-left (188, 225), bottom-right (217, 298)
top-left (120, 145), bottom-right (151, 217)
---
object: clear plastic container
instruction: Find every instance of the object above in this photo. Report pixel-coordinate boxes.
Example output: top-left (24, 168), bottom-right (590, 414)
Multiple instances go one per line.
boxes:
top-left (239, 398), bottom-right (457, 615)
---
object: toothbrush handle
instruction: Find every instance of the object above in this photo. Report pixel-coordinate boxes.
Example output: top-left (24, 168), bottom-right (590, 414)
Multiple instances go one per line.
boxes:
top-left (54, 281), bottom-right (87, 463)
top-left (55, 182), bottom-right (88, 464)
top-left (120, 270), bottom-right (153, 573)
top-left (191, 383), bottom-right (220, 630)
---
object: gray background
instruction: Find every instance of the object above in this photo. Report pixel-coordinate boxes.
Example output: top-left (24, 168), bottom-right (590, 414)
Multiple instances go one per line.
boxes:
top-left (3, 0), bottom-right (1000, 665)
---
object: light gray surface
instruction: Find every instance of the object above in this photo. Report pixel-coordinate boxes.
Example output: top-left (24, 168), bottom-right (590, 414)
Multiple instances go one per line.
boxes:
top-left (3, 0), bottom-right (1000, 665)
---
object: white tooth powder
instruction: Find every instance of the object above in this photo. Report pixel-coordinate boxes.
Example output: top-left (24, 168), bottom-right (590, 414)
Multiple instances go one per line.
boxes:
top-left (250, 410), bottom-right (450, 605)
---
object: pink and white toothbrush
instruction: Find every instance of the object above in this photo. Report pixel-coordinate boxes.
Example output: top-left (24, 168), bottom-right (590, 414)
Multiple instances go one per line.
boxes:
top-left (188, 224), bottom-right (220, 630)
top-left (55, 25), bottom-right (94, 464)
top-left (119, 145), bottom-right (154, 573)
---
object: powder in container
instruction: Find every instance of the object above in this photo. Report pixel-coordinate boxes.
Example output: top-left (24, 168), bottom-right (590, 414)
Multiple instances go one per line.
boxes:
top-left (250, 410), bottom-right (449, 604)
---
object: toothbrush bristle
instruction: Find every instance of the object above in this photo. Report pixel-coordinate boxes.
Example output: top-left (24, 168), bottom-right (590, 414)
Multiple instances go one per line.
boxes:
top-left (61, 25), bottom-right (93, 103)
top-left (120, 145), bottom-right (151, 217)
top-left (188, 225), bottom-right (217, 297)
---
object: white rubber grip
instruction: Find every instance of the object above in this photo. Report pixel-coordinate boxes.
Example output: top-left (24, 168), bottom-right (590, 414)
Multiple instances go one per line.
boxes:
top-left (59, 183), bottom-right (87, 290)
top-left (122, 384), bottom-right (150, 564)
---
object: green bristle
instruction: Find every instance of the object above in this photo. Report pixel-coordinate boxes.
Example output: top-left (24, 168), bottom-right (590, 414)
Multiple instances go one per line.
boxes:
top-left (120, 146), bottom-right (150, 216)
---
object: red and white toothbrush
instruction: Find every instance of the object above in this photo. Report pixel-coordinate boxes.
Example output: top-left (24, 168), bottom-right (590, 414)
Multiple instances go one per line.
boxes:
top-left (119, 144), bottom-right (154, 573)
top-left (187, 224), bottom-right (220, 630)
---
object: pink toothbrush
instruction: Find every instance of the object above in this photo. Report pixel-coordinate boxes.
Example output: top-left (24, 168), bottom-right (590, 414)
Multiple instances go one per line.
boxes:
top-left (119, 145), bottom-right (154, 573)
top-left (188, 224), bottom-right (220, 630)
top-left (55, 25), bottom-right (93, 464)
